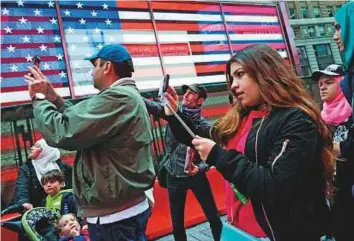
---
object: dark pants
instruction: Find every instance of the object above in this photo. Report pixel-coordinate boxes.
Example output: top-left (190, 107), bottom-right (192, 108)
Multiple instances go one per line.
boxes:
top-left (167, 172), bottom-right (222, 241)
top-left (87, 208), bottom-right (151, 241)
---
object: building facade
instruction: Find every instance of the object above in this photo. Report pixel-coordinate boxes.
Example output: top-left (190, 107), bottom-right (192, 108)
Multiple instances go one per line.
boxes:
top-left (285, 1), bottom-right (347, 77)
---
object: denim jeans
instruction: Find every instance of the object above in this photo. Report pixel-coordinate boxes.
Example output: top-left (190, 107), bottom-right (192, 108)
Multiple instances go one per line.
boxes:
top-left (87, 208), bottom-right (151, 241)
top-left (167, 172), bottom-right (222, 241)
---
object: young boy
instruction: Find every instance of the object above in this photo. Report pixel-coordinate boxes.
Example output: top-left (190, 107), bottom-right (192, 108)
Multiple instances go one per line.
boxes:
top-left (41, 170), bottom-right (78, 215)
top-left (56, 213), bottom-right (88, 241)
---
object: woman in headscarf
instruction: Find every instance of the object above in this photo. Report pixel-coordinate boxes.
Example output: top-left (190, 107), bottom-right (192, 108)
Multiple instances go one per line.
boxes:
top-left (332, 2), bottom-right (354, 162)
top-left (12, 139), bottom-right (72, 210)
top-left (312, 64), bottom-right (353, 241)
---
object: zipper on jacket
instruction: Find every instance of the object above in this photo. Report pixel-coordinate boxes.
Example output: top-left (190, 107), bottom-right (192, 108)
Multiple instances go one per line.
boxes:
top-left (271, 139), bottom-right (289, 172)
top-left (255, 117), bottom-right (276, 241)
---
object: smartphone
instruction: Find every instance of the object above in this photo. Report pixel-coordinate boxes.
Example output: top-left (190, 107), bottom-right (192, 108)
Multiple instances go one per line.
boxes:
top-left (162, 74), bottom-right (169, 93)
top-left (33, 55), bottom-right (41, 68)
top-left (158, 74), bottom-right (170, 99)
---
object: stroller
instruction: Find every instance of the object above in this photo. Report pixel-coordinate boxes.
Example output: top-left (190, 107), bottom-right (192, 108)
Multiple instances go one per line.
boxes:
top-left (1, 204), bottom-right (61, 241)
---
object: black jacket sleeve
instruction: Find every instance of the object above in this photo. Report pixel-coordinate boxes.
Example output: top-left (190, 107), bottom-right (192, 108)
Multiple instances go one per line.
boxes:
top-left (13, 165), bottom-right (31, 206)
top-left (340, 126), bottom-right (354, 160)
top-left (143, 98), bottom-right (167, 119)
top-left (166, 110), bottom-right (211, 146)
top-left (206, 110), bottom-right (320, 205)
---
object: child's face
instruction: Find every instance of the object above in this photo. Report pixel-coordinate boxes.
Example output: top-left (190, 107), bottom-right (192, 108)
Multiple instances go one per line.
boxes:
top-left (43, 180), bottom-right (62, 196)
top-left (58, 214), bottom-right (81, 237)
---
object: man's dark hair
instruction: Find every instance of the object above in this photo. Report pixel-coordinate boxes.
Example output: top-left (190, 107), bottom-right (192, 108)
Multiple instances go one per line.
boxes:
top-left (99, 59), bottom-right (134, 78)
top-left (41, 170), bottom-right (65, 186)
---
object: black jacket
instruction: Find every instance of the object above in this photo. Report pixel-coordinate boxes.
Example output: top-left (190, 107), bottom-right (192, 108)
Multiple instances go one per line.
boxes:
top-left (170, 107), bottom-right (330, 241)
top-left (12, 159), bottom-right (72, 207)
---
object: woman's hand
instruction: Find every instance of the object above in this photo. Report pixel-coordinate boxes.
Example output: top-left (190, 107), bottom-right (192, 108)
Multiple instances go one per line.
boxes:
top-left (185, 163), bottom-right (199, 176)
top-left (22, 202), bottom-right (33, 210)
top-left (164, 86), bottom-right (179, 116)
top-left (192, 136), bottom-right (216, 161)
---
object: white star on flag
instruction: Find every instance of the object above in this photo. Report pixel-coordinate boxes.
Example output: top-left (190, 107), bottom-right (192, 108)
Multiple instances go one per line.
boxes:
top-left (64, 10), bottom-right (71, 16)
top-left (94, 28), bottom-right (101, 33)
top-left (105, 19), bottom-right (112, 25)
top-left (76, 2), bottom-right (83, 8)
top-left (22, 36), bottom-right (30, 42)
top-left (50, 18), bottom-right (58, 24)
top-left (91, 11), bottom-right (98, 17)
top-left (59, 71), bottom-right (67, 78)
top-left (102, 3), bottom-right (109, 9)
top-left (48, 1), bottom-right (55, 7)
top-left (67, 27), bottom-right (74, 34)
top-left (25, 54), bottom-right (34, 62)
top-left (43, 63), bottom-right (51, 70)
top-left (54, 36), bottom-right (61, 42)
top-left (37, 26), bottom-right (44, 34)
top-left (2, 8), bottom-right (10, 15)
top-left (56, 53), bottom-right (64, 60)
top-left (83, 36), bottom-right (89, 42)
top-left (4, 26), bottom-right (13, 34)
top-left (79, 18), bottom-right (86, 25)
top-left (34, 9), bottom-right (41, 16)
top-left (7, 45), bottom-right (16, 52)
top-left (19, 17), bottom-right (28, 24)
top-left (17, 0), bottom-right (24, 7)
top-left (10, 64), bottom-right (19, 72)
top-left (39, 44), bottom-right (48, 51)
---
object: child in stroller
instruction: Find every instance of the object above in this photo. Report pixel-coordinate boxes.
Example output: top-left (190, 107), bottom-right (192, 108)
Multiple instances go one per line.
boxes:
top-left (55, 213), bottom-right (89, 241)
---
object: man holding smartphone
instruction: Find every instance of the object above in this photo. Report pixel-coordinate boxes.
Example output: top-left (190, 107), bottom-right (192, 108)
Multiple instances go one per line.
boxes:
top-left (25, 44), bottom-right (155, 241)
top-left (144, 84), bottom-right (222, 241)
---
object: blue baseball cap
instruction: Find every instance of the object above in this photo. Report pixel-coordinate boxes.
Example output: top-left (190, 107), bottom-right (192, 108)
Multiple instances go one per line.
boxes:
top-left (84, 44), bottom-right (132, 64)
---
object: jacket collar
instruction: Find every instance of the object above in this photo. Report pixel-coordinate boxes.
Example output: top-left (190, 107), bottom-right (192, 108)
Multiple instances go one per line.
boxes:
top-left (110, 77), bottom-right (136, 87)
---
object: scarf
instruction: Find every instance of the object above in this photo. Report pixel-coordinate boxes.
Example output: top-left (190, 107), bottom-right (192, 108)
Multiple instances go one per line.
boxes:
top-left (322, 77), bottom-right (352, 126)
top-left (335, 2), bottom-right (354, 71)
top-left (32, 139), bottom-right (61, 185)
top-left (224, 110), bottom-right (268, 238)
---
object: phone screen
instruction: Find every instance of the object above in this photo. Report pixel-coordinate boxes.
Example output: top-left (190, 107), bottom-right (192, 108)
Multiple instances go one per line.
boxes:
top-left (33, 55), bottom-right (41, 67)
top-left (162, 74), bottom-right (169, 93)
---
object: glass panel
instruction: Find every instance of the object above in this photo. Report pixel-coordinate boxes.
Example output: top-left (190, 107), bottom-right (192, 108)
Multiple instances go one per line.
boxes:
top-left (151, 1), bottom-right (230, 86)
top-left (314, 44), bottom-right (334, 69)
top-left (313, 7), bottom-right (321, 18)
top-left (308, 26), bottom-right (315, 38)
top-left (317, 25), bottom-right (325, 37)
top-left (1, 0), bottom-right (71, 106)
top-left (296, 46), bottom-right (310, 77)
top-left (300, 2), bottom-right (309, 18)
top-left (326, 5), bottom-right (334, 17)
top-left (59, 1), bottom-right (163, 97)
top-left (222, 3), bottom-right (289, 64)
top-left (326, 24), bottom-right (334, 36)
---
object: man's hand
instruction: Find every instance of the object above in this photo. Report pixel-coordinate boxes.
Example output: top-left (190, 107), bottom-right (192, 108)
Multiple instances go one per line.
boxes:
top-left (185, 163), bottom-right (199, 176)
top-left (22, 203), bottom-right (33, 210)
top-left (24, 65), bottom-right (60, 102)
top-left (164, 86), bottom-right (179, 116)
top-left (192, 136), bottom-right (216, 161)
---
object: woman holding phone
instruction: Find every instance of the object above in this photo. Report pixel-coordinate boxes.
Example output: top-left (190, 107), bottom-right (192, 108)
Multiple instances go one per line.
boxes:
top-left (164, 44), bottom-right (333, 240)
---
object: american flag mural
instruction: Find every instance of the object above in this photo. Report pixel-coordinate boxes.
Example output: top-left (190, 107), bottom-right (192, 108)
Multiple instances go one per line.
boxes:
top-left (1, 0), bottom-right (71, 106)
top-left (1, 0), bottom-right (291, 106)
